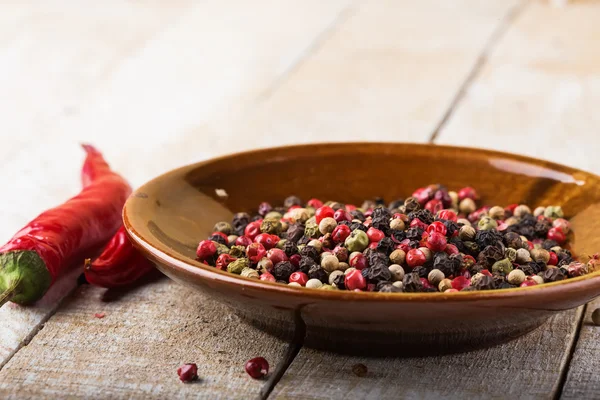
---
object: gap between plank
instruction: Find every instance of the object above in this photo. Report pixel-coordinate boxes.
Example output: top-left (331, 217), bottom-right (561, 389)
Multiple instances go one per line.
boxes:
top-left (428, 0), bottom-right (529, 143)
top-left (555, 305), bottom-right (587, 400)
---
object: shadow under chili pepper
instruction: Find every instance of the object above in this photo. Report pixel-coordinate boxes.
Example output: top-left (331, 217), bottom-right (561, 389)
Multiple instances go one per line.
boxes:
top-left (79, 269), bottom-right (165, 303)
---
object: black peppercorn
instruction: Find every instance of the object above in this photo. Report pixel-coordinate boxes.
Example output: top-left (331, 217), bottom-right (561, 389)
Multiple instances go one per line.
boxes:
top-left (503, 232), bottom-right (523, 249)
top-left (372, 207), bottom-right (392, 221)
top-left (374, 197), bottom-right (386, 206)
top-left (282, 241), bottom-right (298, 257)
top-left (273, 206), bottom-right (287, 215)
top-left (284, 196), bottom-right (302, 209)
top-left (542, 239), bottom-right (559, 250)
top-left (307, 265), bottom-right (328, 283)
top-left (297, 236), bottom-right (310, 246)
top-left (518, 263), bottom-right (535, 276)
top-left (462, 241), bottom-right (480, 257)
top-left (367, 263), bottom-right (392, 283)
top-left (332, 273), bottom-right (346, 290)
top-left (543, 268), bottom-right (566, 282)
top-left (365, 248), bottom-right (388, 267)
top-left (433, 252), bottom-right (457, 277)
top-left (411, 266), bottom-right (429, 278)
top-left (405, 227), bottom-right (424, 241)
top-left (209, 234), bottom-right (228, 246)
top-left (376, 237), bottom-right (395, 256)
top-left (350, 209), bottom-right (366, 222)
top-left (557, 252), bottom-right (573, 267)
top-left (497, 281), bottom-right (515, 289)
top-left (478, 245), bottom-right (505, 269)
top-left (473, 275), bottom-right (495, 290)
top-left (361, 268), bottom-right (370, 280)
top-left (534, 219), bottom-right (552, 238)
top-left (408, 209), bottom-right (434, 225)
top-left (349, 221), bottom-right (368, 232)
top-left (404, 197), bottom-right (420, 213)
top-left (272, 261), bottom-right (296, 281)
top-left (475, 230), bottom-right (504, 249)
top-left (286, 224), bottom-right (305, 243)
top-left (388, 199), bottom-right (404, 210)
top-left (232, 212), bottom-right (251, 236)
top-left (468, 263), bottom-right (485, 275)
top-left (251, 214), bottom-right (263, 222)
top-left (448, 237), bottom-right (467, 254)
top-left (442, 220), bottom-right (460, 237)
top-left (389, 229), bottom-right (406, 244)
top-left (338, 220), bottom-right (353, 227)
top-left (403, 272), bottom-right (423, 292)
top-left (299, 256), bottom-right (317, 274)
top-left (461, 286), bottom-right (478, 292)
top-left (300, 245), bottom-right (320, 262)
top-left (376, 281), bottom-right (401, 293)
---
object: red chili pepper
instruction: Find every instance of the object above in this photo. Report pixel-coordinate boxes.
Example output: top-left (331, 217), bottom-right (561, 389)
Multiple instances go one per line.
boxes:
top-left (84, 226), bottom-right (155, 288)
top-left (0, 145), bottom-right (131, 306)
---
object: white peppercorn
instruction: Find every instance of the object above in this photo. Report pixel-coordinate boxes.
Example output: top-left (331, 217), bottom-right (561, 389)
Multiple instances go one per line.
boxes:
top-left (459, 198), bottom-right (476, 214)
top-left (288, 282), bottom-right (301, 287)
top-left (419, 247), bottom-right (433, 263)
top-left (389, 249), bottom-right (406, 265)
top-left (329, 270), bottom-right (344, 285)
top-left (516, 248), bottom-right (532, 264)
top-left (438, 278), bottom-right (453, 292)
top-left (388, 264), bottom-right (405, 282)
top-left (504, 217), bottom-right (519, 226)
top-left (319, 217), bottom-right (337, 235)
top-left (428, 269), bottom-right (445, 287)
top-left (533, 206), bottom-right (546, 217)
top-left (306, 279), bottom-right (323, 289)
top-left (307, 239), bottom-right (322, 252)
top-left (321, 255), bottom-right (340, 272)
top-left (390, 218), bottom-right (405, 231)
top-left (392, 281), bottom-right (403, 289)
top-left (457, 218), bottom-right (471, 227)
top-left (530, 248), bottom-right (550, 264)
top-left (449, 191), bottom-right (459, 209)
top-left (489, 206), bottom-right (505, 220)
top-left (530, 275), bottom-right (544, 285)
top-left (507, 269), bottom-right (526, 285)
top-left (470, 272), bottom-right (485, 286)
top-left (289, 208), bottom-right (309, 223)
top-left (513, 205), bottom-right (531, 218)
top-left (338, 262), bottom-right (350, 271)
top-left (459, 225), bottom-right (476, 241)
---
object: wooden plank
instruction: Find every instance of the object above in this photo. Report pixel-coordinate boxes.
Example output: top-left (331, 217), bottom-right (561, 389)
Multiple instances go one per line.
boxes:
top-left (561, 299), bottom-right (600, 399)
top-left (0, 0), bottom-right (352, 374)
top-left (0, 278), bottom-right (293, 399)
top-left (271, 310), bottom-right (582, 399)
top-left (436, 0), bottom-right (600, 174)
top-left (195, 0), bottom-right (522, 152)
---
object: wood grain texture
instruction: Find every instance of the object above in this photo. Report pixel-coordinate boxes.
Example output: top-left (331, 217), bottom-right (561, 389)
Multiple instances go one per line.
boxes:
top-left (271, 309), bottom-right (582, 400)
top-left (0, 0), bottom-right (351, 371)
top-left (436, 0), bottom-right (600, 174)
top-left (195, 0), bottom-right (522, 154)
top-left (561, 298), bottom-right (600, 399)
top-left (0, 278), bottom-right (291, 399)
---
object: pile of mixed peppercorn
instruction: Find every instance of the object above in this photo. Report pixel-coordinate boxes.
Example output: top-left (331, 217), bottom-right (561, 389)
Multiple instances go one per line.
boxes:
top-left (195, 184), bottom-right (599, 293)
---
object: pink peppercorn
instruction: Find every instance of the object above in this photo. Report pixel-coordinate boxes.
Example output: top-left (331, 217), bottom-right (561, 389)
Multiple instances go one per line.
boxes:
top-left (289, 271), bottom-right (308, 286)
top-left (177, 363), bottom-right (198, 383)
top-left (244, 221), bottom-right (262, 240)
top-left (245, 357), bottom-right (269, 379)
top-left (520, 280), bottom-right (537, 287)
top-left (547, 227), bottom-right (566, 244)
top-left (553, 218), bottom-right (571, 234)
top-left (451, 276), bottom-right (470, 291)
top-left (255, 233), bottom-right (279, 250)
top-left (427, 221), bottom-right (447, 236)
top-left (246, 242), bottom-right (267, 263)
top-left (396, 242), bottom-right (411, 253)
top-left (216, 254), bottom-right (236, 270)
top-left (458, 186), bottom-right (479, 201)
top-left (412, 187), bottom-right (432, 205)
top-left (437, 210), bottom-right (458, 222)
top-left (548, 252), bottom-right (558, 266)
top-left (366, 227), bottom-right (385, 243)
top-left (368, 241), bottom-right (379, 249)
top-left (345, 204), bottom-right (357, 212)
top-left (406, 248), bottom-right (426, 268)
top-left (345, 269), bottom-right (367, 290)
top-left (259, 272), bottom-right (276, 282)
top-left (236, 236), bottom-right (253, 247)
top-left (426, 232), bottom-right (447, 252)
top-left (461, 270), bottom-right (471, 280)
top-left (196, 240), bottom-right (217, 260)
top-left (287, 205), bottom-right (301, 212)
top-left (349, 252), bottom-right (367, 270)
top-left (505, 203), bottom-right (518, 214)
top-left (332, 224), bottom-right (351, 243)
top-left (410, 218), bottom-right (428, 230)
top-left (267, 248), bottom-right (288, 265)
top-left (445, 288), bottom-right (459, 293)
top-left (307, 198), bottom-right (323, 209)
top-left (315, 206), bottom-right (335, 224)
top-left (420, 278), bottom-right (434, 289)
top-left (367, 283), bottom-right (376, 292)
top-left (289, 254), bottom-right (301, 267)
top-left (480, 269), bottom-right (492, 277)
top-left (444, 244), bottom-right (459, 255)
top-left (333, 209), bottom-right (352, 223)
top-left (425, 199), bottom-right (443, 214)
top-left (526, 241), bottom-right (534, 250)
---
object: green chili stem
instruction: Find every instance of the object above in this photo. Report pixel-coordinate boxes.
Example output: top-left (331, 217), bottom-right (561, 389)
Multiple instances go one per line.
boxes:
top-left (0, 278), bottom-right (21, 308)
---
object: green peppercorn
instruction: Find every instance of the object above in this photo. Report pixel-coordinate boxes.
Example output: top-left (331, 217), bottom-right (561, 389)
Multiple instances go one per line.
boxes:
top-left (261, 218), bottom-right (282, 234)
top-left (345, 230), bottom-right (369, 252)
top-left (544, 206), bottom-right (564, 219)
top-left (304, 218), bottom-right (320, 239)
top-left (478, 216), bottom-right (498, 231)
top-left (492, 258), bottom-right (513, 275)
top-left (459, 225), bottom-right (476, 241)
top-left (329, 270), bottom-right (344, 285)
top-left (505, 248), bottom-right (517, 263)
top-left (513, 205), bottom-right (531, 218)
top-left (277, 239), bottom-right (287, 250)
top-left (306, 278), bottom-right (323, 289)
top-left (389, 249), bottom-right (406, 265)
top-left (215, 243), bottom-right (230, 256)
top-left (321, 255), bottom-right (340, 273)
top-left (530, 248), bottom-right (550, 264)
top-left (265, 211), bottom-right (283, 220)
top-left (228, 258), bottom-right (249, 274)
top-left (229, 245), bottom-right (246, 258)
top-left (428, 269), bottom-right (445, 287)
top-left (388, 264), bottom-right (405, 282)
top-left (507, 269), bottom-right (525, 285)
top-left (213, 221), bottom-right (232, 235)
top-left (305, 207), bottom-right (316, 218)
top-left (488, 206), bottom-right (505, 220)
top-left (240, 267), bottom-right (259, 279)
top-left (319, 217), bottom-right (338, 235)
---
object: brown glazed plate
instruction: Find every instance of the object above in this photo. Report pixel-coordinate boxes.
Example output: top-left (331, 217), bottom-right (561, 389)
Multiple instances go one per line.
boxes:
top-left (123, 143), bottom-right (600, 355)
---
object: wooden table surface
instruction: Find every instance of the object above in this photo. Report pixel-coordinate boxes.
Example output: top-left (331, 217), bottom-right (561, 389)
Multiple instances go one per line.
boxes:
top-left (1, 1), bottom-right (600, 398)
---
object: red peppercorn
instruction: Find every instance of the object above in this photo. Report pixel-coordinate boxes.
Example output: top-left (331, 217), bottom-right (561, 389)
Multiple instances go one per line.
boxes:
top-left (420, 278), bottom-right (434, 289)
top-left (367, 283), bottom-right (376, 292)
top-left (410, 218), bottom-right (428, 230)
top-left (368, 241), bottom-right (378, 249)
top-left (259, 272), bottom-right (276, 282)
top-left (177, 363), bottom-right (198, 383)
top-left (345, 269), bottom-right (367, 290)
top-left (547, 227), bottom-right (566, 244)
top-left (333, 209), bottom-right (352, 223)
top-left (464, 254), bottom-right (476, 265)
top-left (426, 221), bottom-right (447, 236)
top-left (349, 252), bottom-right (367, 270)
top-left (287, 205), bottom-right (301, 213)
top-left (332, 224), bottom-right (351, 243)
top-left (505, 203), bottom-right (518, 214)
top-left (255, 233), bottom-right (279, 250)
top-left (363, 209), bottom-right (373, 218)
top-left (444, 244), bottom-right (459, 255)
top-left (244, 221), bottom-right (262, 240)
top-left (412, 187), bottom-right (432, 205)
top-left (425, 232), bottom-right (447, 252)
top-left (289, 271), bottom-right (308, 286)
top-left (425, 199), bottom-right (443, 214)
top-left (451, 276), bottom-right (470, 291)
top-left (366, 227), bottom-right (385, 243)
top-left (245, 357), bottom-right (269, 379)
top-left (458, 186), bottom-right (479, 201)
top-left (307, 198), bottom-right (323, 209)
top-left (497, 221), bottom-right (508, 231)
top-left (396, 242), bottom-right (411, 253)
top-left (345, 204), bottom-right (357, 212)
top-left (520, 280), bottom-right (537, 287)
top-left (406, 248), bottom-right (426, 268)
top-left (236, 236), bottom-right (253, 247)
top-left (480, 269), bottom-right (492, 277)
top-left (196, 240), bottom-right (217, 260)
top-left (289, 254), bottom-right (301, 267)
top-left (526, 241), bottom-right (534, 250)
top-left (445, 288), bottom-right (459, 293)
top-left (437, 209), bottom-right (458, 222)
top-left (267, 248), bottom-right (288, 265)
top-left (468, 206), bottom-right (490, 223)
top-left (548, 251), bottom-right (558, 266)
top-left (315, 206), bottom-right (335, 224)
top-left (247, 242), bottom-right (267, 263)
top-left (216, 254), bottom-right (236, 270)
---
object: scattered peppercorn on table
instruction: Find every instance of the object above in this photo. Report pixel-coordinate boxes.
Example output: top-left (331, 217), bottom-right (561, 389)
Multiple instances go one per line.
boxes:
top-left (2, 1), bottom-right (600, 399)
